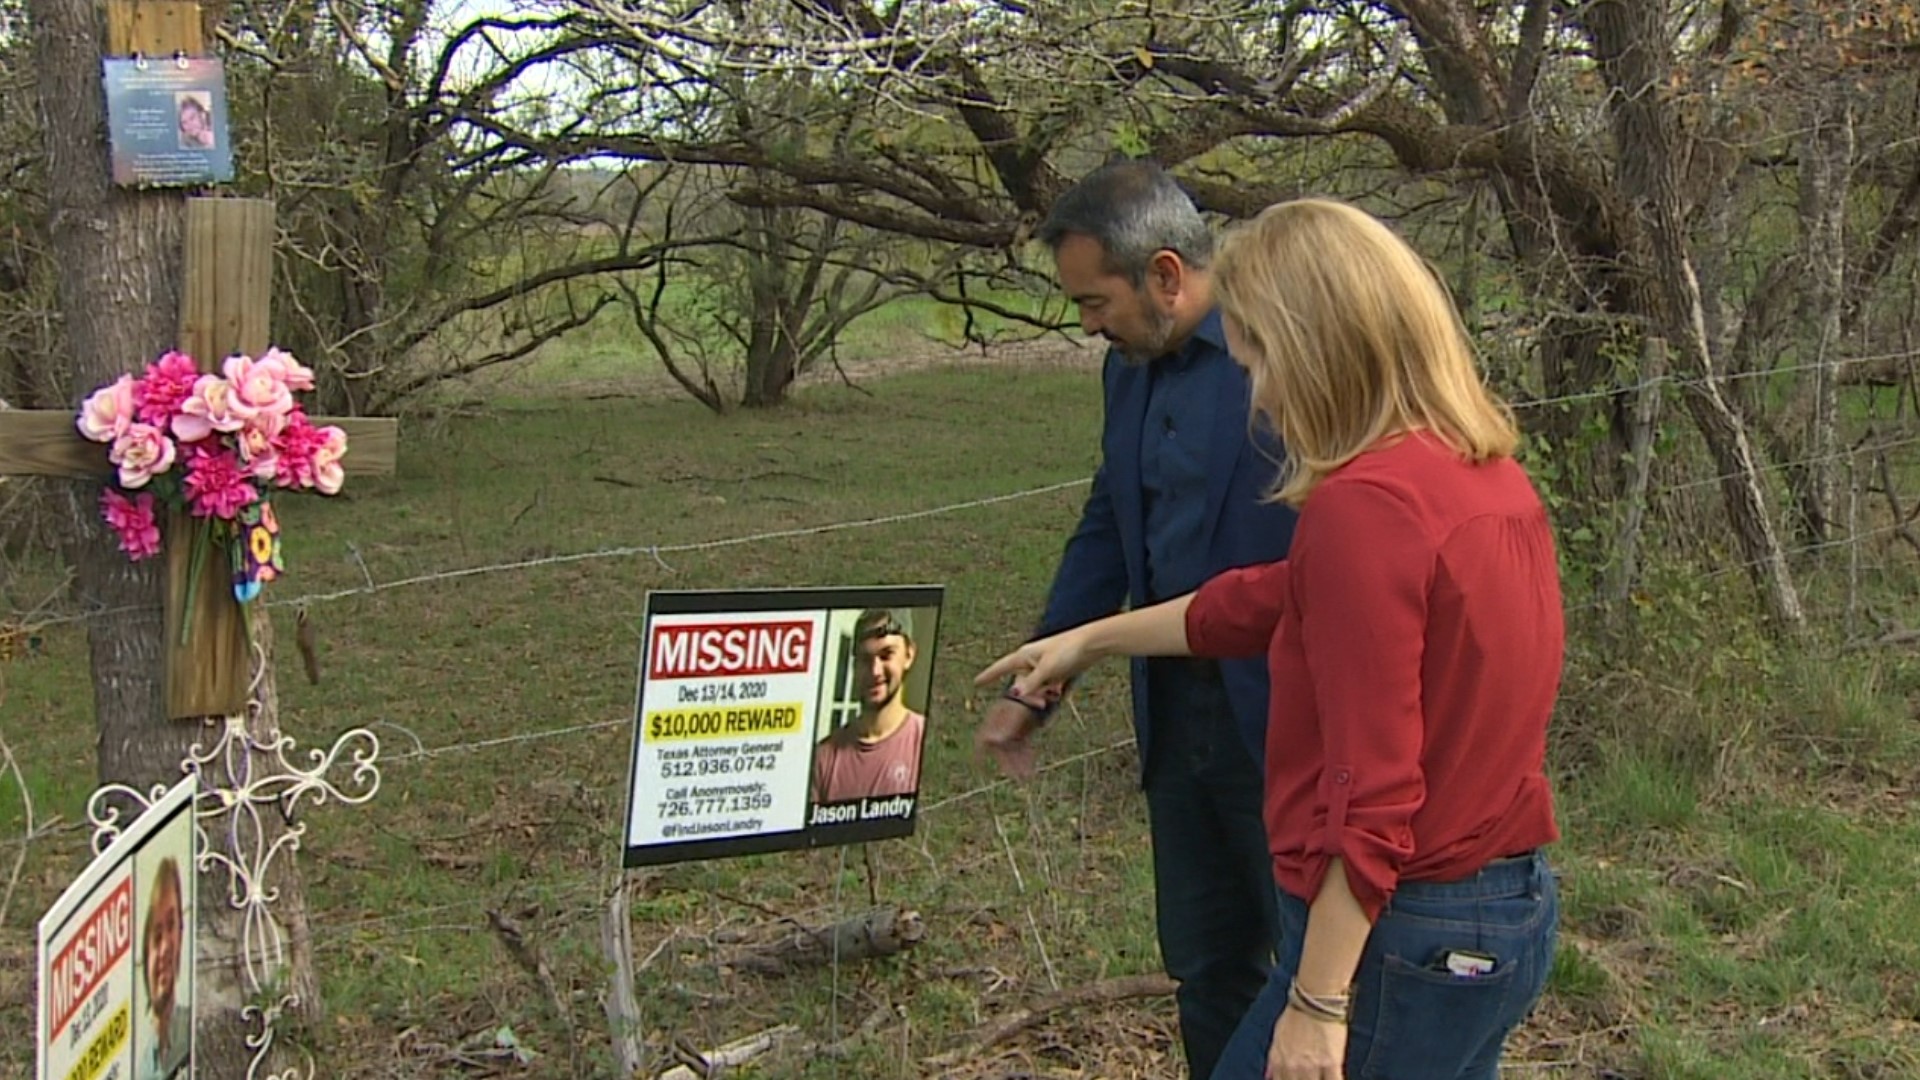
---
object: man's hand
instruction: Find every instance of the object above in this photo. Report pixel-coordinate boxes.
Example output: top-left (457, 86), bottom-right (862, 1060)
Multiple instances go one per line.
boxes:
top-left (974, 698), bottom-right (1045, 780)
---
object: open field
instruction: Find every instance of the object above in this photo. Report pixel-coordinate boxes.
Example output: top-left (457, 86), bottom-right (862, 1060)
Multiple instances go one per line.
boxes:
top-left (3, 349), bottom-right (1920, 1079)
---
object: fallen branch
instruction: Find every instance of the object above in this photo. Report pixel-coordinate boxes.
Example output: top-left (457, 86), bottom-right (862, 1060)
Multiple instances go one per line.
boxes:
top-left (1846, 623), bottom-right (1920, 650)
top-left (817, 1002), bottom-right (899, 1059)
top-left (923, 973), bottom-right (1178, 1069)
top-left (657, 1024), bottom-right (798, 1080)
top-left (0, 720), bottom-right (29, 928)
top-left (719, 905), bottom-right (924, 976)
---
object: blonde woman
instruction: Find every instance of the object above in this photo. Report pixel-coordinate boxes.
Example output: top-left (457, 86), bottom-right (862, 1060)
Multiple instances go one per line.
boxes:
top-left (977, 198), bottom-right (1563, 1080)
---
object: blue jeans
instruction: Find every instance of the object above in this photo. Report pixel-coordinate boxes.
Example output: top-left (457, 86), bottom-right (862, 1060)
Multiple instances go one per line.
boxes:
top-left (1144, 660), bottom-right (1283, 1079)
top-left (1210, 850), bottom-right (1559, 1080)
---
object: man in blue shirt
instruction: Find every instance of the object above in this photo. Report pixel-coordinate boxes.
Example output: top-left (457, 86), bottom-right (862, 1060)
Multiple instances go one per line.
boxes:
top-left (975, 160), bottom-right (1299, 1078)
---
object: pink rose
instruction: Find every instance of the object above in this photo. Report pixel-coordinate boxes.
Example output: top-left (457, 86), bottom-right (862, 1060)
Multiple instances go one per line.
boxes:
top-left (173, 374), bottom-right (254, 443)
top-left (181, 443), bottom-right (259, 520)
top-left (258, 347), bottom-right (316, 392)
top-left (108, 423), bottom-right (177, 488)
top-left (310, 425), bottom-right (348, 495)
top-left (77, 375), bottom-right (137, 443)
top-left (100, 489), bottom-right (162, 561)
top-left (237, 419), bottom-right (281, 481)
top-left (223, 352), bottom-right (295, 420)
top-left (134, 351), bottom-right (202, 428)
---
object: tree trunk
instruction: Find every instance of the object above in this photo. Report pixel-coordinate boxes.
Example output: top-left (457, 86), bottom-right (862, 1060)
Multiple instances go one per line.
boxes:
top-left (742, 334), bottom-right (799, 408)
top-left (1486, 113), bottom-right (1627, 505)
top-left (1585, 0), bottom-right (1804, 632)
top-left (1792, 87), bottom-right (1853, 543)
top-left (32, 4), bottom-right (321, 1071)
top-left (30, 0), bottom-right (182, 782)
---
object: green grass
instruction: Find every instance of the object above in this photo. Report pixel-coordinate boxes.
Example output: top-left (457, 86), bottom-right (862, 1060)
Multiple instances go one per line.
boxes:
top-left (3, 362), bottom-right (1920, 1077)
top-left (450, 284), bottom-right (1070, 399)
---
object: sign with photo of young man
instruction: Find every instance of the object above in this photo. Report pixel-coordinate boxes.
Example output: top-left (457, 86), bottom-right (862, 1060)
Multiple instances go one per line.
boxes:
top-left (622, 586), bottom-right (943, 867)
top-left (37, 775), bottom-right (197, 1080)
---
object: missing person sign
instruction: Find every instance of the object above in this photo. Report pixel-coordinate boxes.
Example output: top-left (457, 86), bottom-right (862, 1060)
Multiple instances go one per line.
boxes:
top-left (623, 586), bottom-right (943, 866)
top-left (38, 775), bottom-right (197, 1080)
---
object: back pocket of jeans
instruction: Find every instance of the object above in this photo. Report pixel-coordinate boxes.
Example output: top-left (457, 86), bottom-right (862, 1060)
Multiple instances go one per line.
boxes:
top-left (1356, 951), bottom-right (1520, 1079)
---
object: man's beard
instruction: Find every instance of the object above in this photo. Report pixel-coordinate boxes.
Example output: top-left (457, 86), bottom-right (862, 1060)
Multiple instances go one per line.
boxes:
top-left (1115, 301), bottom-right (1179, 365)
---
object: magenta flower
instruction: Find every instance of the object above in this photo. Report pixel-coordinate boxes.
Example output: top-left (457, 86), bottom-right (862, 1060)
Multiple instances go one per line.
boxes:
top-left (271, 412), bottom-right (325, 490)
top-left (181, 443), bottom-right (260, 519)
top-left (134, 351), bottom-right (201, 428)
top-left (100, 489), bottom-right (162, 560)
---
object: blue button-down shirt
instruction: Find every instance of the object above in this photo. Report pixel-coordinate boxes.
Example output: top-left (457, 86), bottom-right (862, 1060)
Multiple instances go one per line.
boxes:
top-left (1139, 309), bottom-right (1229, 602)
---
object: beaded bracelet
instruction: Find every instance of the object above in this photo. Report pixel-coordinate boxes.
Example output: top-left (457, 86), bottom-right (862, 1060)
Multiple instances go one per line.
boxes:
top-left (1286, 982), bottom-right (1351, 1025)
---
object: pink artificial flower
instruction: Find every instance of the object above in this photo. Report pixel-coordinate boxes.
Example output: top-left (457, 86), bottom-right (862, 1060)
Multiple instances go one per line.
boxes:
top-left (181, 442), bottom-right (259, 519)
top-left (258, 347), bottom-right (316, 392)
top-left (271, 412), bottom-right (323, 490)
top-left (108, 423), bottom-right (177, 488)
top-left (173, 374), bottom-right (254, 443)
top-left (77, 375), bottom-right (137, 443)
top-left (223, 352), bottom-right (295, 420)
top-left (236, 422), bottom-right (281, 481)
top-left (134, 351), bottom-right (201, 428)
top-left (100, 489), bottom-right (162, 561)
top-left (310, 425), bottom-right (349, 495)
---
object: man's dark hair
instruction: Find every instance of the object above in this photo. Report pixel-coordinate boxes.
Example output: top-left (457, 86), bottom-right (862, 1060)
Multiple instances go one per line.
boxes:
top-left (854, 609), bottom-right (913, 645)
top-left (1035, 158), bottom-right (1214, 286)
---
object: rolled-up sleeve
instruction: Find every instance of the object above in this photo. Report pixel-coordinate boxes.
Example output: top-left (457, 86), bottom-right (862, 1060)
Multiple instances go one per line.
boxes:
top-left (1296, 481), bottom-right (1434, 920)
top-left (1184, 561), bottom-right (1290, 660)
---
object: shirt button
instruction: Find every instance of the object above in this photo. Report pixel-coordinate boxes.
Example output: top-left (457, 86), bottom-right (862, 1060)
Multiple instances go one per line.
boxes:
top-left (1334, 769), bottom-right (1351, 784)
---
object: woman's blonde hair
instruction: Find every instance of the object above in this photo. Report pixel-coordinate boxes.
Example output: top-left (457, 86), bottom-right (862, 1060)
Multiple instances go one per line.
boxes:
top-left (1213, 198), bottom-right (1518, 505)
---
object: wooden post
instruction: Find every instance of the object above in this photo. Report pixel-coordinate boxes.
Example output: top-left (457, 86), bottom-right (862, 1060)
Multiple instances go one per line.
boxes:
top-left (105, 0), bottom-right (204, 56)
top-left (161, 198), bottom-right (276, 719)
top-left (600, 872), bottom-right (647, 1077)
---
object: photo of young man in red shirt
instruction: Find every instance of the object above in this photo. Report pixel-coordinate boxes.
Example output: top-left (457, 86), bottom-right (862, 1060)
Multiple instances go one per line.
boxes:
top-left (812, 609), bottom-right (925, 802)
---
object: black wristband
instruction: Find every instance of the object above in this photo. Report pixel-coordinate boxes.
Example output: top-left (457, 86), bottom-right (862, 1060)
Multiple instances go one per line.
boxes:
top-left (1001, 683), bottom-right (1061, 723)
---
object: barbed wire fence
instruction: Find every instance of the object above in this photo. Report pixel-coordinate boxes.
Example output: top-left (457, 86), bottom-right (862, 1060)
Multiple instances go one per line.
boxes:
top-left (1, 351), bottom-right (1918, 1077)
top-left (6, 349), bottom-right (1917, 637)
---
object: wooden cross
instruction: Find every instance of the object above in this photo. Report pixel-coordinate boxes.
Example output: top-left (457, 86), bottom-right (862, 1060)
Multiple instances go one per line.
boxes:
top-left (0, 198), bottom-right (397, 720)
